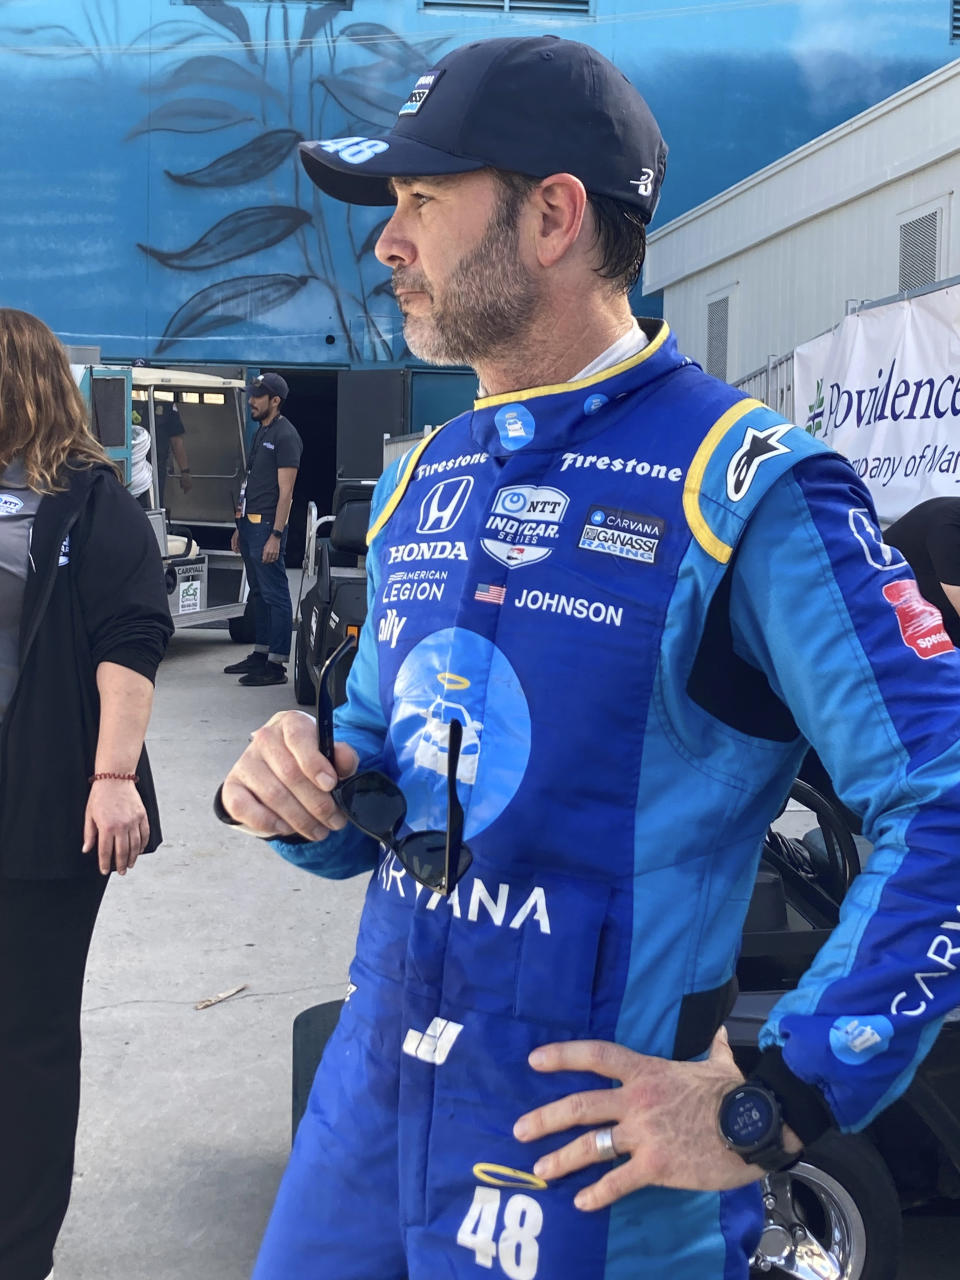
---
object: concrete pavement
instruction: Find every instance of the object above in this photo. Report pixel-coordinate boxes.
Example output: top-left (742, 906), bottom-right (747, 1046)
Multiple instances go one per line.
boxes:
top-left (57, 626), bottom-right (366, 1280)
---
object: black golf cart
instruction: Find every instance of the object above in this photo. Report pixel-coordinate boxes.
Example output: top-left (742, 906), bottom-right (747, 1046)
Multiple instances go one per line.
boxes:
top-left (292, 478), bottom-right (375, 709)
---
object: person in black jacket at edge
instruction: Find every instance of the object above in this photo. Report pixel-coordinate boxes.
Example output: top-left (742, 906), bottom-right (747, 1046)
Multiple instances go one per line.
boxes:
top-left (0, 310), bottom-right (173, 1280)
top-left (884, 497), bottom-right (960, 647)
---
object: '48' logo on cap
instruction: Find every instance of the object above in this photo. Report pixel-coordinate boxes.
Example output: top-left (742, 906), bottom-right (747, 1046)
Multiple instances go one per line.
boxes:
top-left (319, 137), bottom-right (390, 165)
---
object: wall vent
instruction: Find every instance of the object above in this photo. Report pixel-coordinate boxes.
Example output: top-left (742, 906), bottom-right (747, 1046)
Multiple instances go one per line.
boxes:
top-left (898, 210), bottom-right (940, 292)
top-left (706, 296), bottom-right (729, 381)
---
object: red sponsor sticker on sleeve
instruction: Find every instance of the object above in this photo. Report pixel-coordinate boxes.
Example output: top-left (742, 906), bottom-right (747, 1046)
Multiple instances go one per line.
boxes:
top-left (881, 579), bottom-right (954, 659)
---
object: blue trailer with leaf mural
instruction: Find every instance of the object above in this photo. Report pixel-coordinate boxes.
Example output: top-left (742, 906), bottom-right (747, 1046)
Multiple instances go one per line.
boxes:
top-left (1, 0), bottom-right (955, 497)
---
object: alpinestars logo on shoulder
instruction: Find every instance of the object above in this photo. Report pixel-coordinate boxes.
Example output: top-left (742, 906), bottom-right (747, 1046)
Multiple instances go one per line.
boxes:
top-left (726, 423), bottom-right (792, 502)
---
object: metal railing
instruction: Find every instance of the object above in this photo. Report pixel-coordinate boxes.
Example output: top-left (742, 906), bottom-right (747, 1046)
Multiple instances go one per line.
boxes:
top-left (383, 428), bottom-right (435, 470)
top-left (733, 272), bottom-right (960, 423)
top-left (735, 352), bottom-right (795, 421)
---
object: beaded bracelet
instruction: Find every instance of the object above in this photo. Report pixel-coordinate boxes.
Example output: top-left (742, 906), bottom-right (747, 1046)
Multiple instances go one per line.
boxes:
top-left (89, 772), bottom-right (140, 784)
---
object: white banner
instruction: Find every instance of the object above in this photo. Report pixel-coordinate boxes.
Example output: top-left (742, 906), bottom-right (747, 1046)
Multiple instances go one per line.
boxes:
top-left (793, 285), bottom-right (960, 525)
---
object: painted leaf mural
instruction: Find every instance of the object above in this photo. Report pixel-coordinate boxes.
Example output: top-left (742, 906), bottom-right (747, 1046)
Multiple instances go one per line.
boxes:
top-left (2, 24), bottom-right (92, 59)
top-left (155, 275), bottom-right (313, 355)
top-left (338, 23), bottom-right (430, 73)
top-left (138, 207), bottom-right (312, 270)
top-left (165, 130), bottom-right (303, 188)
top-left (3, 0), bottom-right (446, 361)
top-left (294, 3), bottom-right (354, 61)
top-left (147, 55), bottom-right (285, 102)
top-left (317, 73), bottom-right (403, 131)
top-left (125, 98), bottom-right (256, 139)
top-left (182, 2), bottom-right (256, 63)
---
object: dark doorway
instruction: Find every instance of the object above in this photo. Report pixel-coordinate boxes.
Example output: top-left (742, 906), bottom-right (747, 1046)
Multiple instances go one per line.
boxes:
top-left (277, 370), bottom-right (339, 567)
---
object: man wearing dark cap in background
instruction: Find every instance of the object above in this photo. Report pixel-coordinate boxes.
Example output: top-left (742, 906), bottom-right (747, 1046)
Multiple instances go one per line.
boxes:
top-left (225, 372), bottom-right (302, 686)
top-left (218, 36), bottom-right (960, 1279)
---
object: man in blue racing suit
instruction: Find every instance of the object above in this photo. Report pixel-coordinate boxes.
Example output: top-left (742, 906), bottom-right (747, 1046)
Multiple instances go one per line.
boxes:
top-left (219, 35), bottom-right (960, 1280)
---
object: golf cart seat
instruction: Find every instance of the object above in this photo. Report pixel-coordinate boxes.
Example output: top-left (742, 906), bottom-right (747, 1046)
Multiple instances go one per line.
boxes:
top-left (294, 480), bottom-right (375, 706)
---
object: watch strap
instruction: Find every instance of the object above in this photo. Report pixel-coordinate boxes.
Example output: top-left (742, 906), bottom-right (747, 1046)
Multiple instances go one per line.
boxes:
top-left (748, 1142), bottom-right (804, 1173)
top-left (750, 1048), bottom-right (834, 1147)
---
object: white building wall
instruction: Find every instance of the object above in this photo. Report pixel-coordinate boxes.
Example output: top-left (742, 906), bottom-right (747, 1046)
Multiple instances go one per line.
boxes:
top-left (644, 60), bottom-right (960, 384)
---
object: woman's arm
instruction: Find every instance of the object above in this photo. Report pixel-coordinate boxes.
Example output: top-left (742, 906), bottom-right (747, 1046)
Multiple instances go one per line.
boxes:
top-left (83, 661), bottom-right (154, 876)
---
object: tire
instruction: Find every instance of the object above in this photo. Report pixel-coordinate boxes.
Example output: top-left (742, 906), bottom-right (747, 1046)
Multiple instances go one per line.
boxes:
top-left (291, 999), bottom-right (344, 1140)
top-left (293, 622), bottom-right (315, 706)
top-left (228, 595), bottom-right (257, 644)
top-left (751, 1131), bottom-right (902, 1280)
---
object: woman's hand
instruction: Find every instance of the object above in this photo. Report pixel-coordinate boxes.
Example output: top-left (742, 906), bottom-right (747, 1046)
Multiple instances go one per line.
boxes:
top-left (83, 779), bottom-right (150, 876)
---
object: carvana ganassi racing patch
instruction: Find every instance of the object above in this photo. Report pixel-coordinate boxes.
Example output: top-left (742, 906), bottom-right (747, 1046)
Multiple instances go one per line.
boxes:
top-left (578, 505), bottom-right (665, 564)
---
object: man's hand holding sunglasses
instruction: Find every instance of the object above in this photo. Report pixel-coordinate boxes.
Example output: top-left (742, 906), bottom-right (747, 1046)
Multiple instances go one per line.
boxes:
top-left (218, 637), bottom-right (473, 896)
top-left (220, 710), bottom-right (357, 841)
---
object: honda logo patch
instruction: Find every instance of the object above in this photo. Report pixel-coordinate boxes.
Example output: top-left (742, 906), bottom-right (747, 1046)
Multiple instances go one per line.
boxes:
top-left (417, 476), bottom-right (474, 535)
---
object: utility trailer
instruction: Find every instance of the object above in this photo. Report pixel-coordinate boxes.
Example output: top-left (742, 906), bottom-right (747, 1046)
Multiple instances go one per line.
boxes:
top-left (75, 363), bottom-right (249, 630)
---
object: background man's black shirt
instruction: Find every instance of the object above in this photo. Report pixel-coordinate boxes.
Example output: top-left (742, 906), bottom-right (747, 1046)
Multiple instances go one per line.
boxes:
top-left (244, 413), bottom-right (303, 518)
top-left (884, 497), bottom-right (960, 645)
top-left (154, 401), bottom-right (184, 479)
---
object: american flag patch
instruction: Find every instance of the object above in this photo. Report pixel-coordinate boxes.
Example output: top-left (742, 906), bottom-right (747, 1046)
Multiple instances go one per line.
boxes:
top-left (474, 582), bottom-right (506, 605)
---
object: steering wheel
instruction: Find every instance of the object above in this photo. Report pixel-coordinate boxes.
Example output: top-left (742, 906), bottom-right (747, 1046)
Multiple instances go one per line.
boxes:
top-left (787, 778), bottom-right (862, 902)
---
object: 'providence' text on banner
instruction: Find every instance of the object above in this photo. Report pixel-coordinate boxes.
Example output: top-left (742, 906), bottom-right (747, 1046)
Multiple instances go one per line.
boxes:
top-left (793, 285), bottom-right (960, 525)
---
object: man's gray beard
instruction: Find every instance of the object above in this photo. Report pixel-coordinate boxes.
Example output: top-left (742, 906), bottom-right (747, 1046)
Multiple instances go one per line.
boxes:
top-left (401, 199), bottom-right (539, 368)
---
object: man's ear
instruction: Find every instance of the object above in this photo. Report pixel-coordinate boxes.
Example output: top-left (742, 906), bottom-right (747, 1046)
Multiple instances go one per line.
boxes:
top-left (528, 173), bottom-right (588, 270)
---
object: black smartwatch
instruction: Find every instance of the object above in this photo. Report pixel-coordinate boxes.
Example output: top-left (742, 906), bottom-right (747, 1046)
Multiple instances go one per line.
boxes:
top-left (269, 527), bottom-right (283, 539)
top-left (717, 1083), bottom-right (800, 1173)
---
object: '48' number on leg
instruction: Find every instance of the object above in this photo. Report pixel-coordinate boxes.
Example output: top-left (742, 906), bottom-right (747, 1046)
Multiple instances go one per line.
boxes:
top-left (457, 1187), bottom-right (543, 1278)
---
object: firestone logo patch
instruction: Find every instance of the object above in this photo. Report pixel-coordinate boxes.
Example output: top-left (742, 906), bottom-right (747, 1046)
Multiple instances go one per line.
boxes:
top-left (481, 485), bottom-right (568, 569)
top-left (882, 579), bottom-right (953, 659)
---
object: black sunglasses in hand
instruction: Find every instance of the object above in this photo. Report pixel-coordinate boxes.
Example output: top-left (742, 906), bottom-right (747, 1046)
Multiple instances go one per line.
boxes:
top-left (316, 635), bottom-right (473, 896)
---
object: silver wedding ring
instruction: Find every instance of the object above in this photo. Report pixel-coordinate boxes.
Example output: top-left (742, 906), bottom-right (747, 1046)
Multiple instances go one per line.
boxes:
top-left (594, 1126), bottom-right (618, 1161)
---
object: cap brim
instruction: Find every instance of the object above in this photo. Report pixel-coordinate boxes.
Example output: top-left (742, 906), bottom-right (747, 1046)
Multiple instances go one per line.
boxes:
top-left (299, 137), bottom-right (487, 206)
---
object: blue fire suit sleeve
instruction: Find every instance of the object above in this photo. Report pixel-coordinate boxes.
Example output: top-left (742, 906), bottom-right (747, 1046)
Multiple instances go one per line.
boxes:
top-left (729, 451), bottom-right (960, 1133)
top-left (270, 460), bottom-right (401, 878)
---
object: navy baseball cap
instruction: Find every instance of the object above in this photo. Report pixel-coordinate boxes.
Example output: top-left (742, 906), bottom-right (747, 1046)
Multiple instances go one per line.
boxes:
top-left (246, 372), bottom-right (288, 401)
top-left (299, 35), bottom-right (667, 224)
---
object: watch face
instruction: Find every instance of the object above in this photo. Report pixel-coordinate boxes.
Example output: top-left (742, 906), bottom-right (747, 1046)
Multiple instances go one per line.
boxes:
top-left (720, 1088), bottom-right (776, 1148)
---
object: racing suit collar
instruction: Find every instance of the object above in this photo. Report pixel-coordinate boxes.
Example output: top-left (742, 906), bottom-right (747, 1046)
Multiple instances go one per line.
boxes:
top-left (468, 320), bottom-right (684, 458)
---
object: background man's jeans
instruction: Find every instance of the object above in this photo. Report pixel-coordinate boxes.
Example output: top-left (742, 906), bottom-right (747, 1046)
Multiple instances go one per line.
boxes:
top-left (237, 518), bottom-right (293, 662)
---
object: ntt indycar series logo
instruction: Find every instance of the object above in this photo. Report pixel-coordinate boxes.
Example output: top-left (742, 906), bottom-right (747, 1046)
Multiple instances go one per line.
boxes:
top-left (579, 506), bottom-right (665, 564)
top-left (481, 485), bottom-right (568, 569)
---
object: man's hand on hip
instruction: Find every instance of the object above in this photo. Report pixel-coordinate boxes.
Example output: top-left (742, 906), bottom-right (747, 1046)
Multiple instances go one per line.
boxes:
top-left (513, 1028), bottom-right (791, 1209)
top-left (220, 711), bottom-right (358, 841)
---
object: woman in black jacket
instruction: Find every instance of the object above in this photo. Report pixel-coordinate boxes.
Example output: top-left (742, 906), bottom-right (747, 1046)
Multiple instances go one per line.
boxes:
top-left (0, 309), bottom-right (173, 1280)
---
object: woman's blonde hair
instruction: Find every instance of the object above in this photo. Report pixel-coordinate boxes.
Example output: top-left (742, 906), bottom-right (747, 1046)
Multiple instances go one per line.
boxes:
top-left (0, 308), bottom-right (120, 493)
